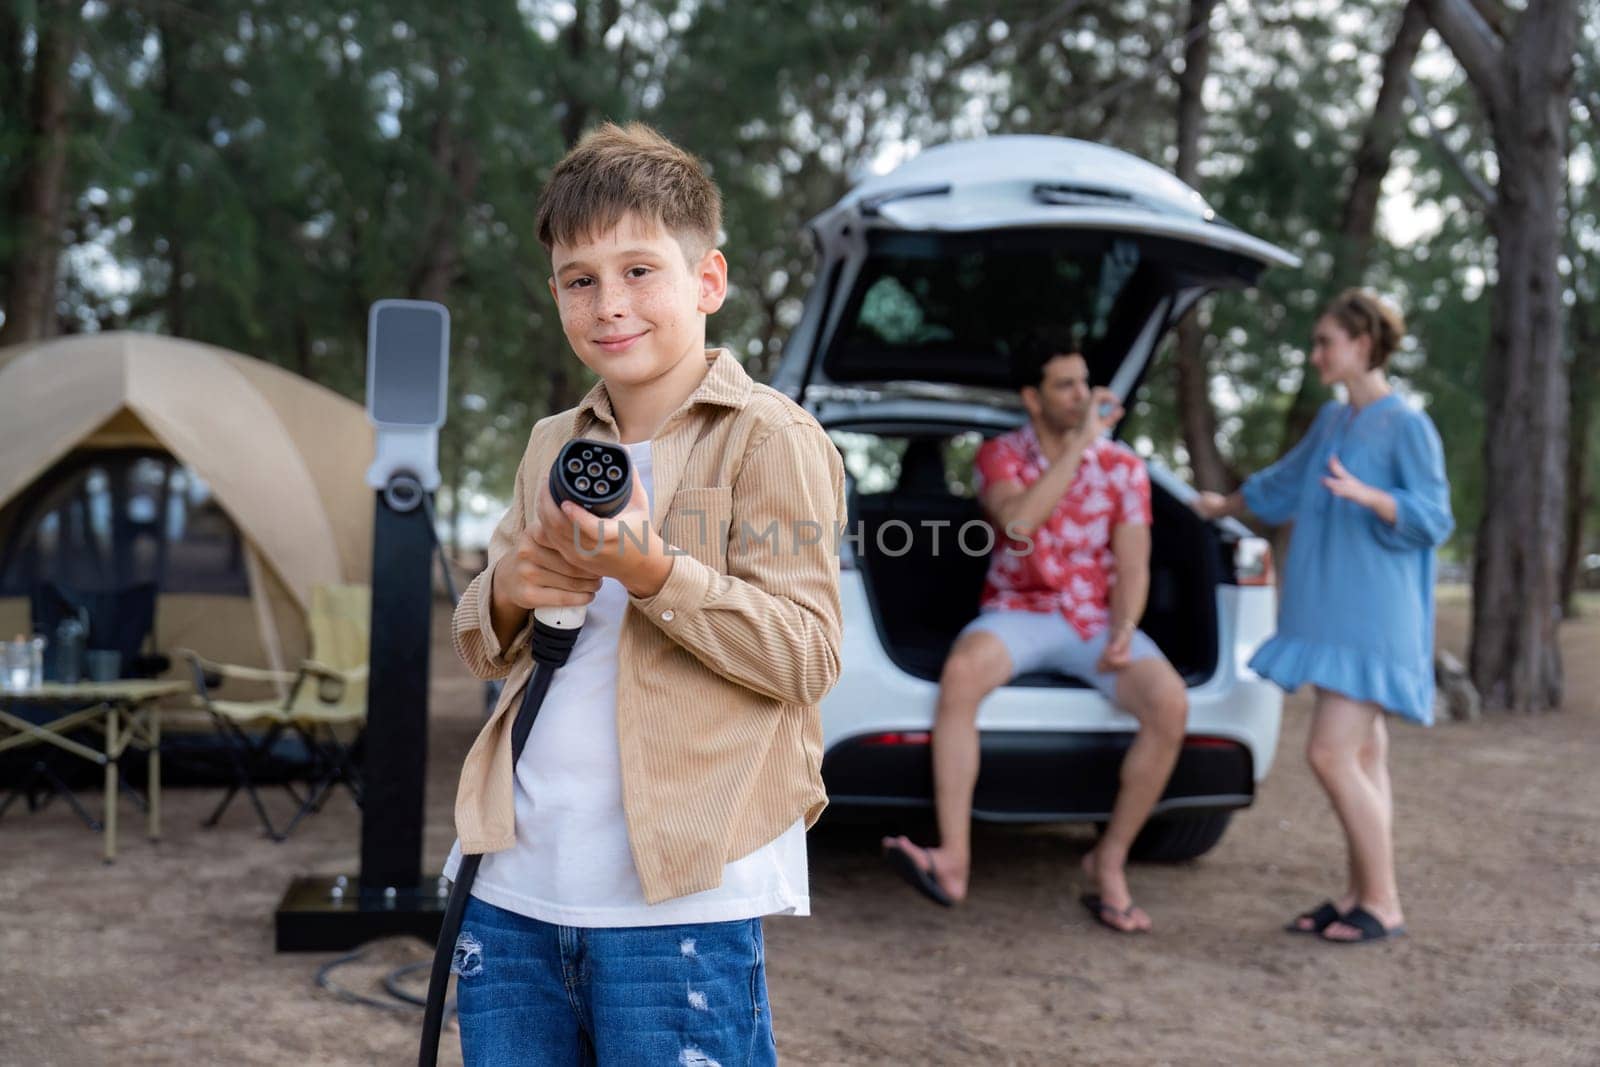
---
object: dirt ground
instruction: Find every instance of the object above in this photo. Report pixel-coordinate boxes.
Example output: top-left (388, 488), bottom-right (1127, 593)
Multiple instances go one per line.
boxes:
top-left (3, 591), bottom-right (1597, 1066)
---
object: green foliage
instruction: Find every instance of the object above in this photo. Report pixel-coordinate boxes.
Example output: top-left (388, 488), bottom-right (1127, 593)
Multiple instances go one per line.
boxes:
top-left (0, 0), bottom-right (1592, 559)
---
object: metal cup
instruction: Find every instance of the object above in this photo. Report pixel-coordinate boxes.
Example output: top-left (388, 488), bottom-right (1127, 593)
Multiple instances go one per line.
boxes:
top-left (85, 649), bottom-right (121, 683)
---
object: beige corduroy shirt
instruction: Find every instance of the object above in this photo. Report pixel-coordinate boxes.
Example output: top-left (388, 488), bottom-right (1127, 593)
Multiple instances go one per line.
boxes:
top-left (451, 349), bottom-right (843, 905)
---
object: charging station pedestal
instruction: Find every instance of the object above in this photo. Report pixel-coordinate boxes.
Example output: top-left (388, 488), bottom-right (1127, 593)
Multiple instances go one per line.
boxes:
top-left (275, 300), bottom-right (453, 951)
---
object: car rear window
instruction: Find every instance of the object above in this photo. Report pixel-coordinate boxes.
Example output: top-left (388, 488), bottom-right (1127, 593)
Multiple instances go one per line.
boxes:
top-left (823, 229), bottom-right (1154, 387)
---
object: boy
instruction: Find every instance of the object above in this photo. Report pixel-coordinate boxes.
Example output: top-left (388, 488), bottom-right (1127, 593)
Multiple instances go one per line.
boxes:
top-left (442, 123), bottom-right (843, 1065)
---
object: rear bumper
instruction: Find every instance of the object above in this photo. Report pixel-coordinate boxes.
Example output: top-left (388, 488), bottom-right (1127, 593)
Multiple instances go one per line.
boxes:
top-left (821, 730), bottom-right (1254, 822)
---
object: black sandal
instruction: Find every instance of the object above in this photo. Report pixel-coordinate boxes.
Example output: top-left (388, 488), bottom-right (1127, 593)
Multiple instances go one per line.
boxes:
top-left (1080, 893), bottom-right (1149, 934)
top-left (1319, 906), bottom-right (1407, 944)
top-left (1285, 900), bottom-right (1342, 935)
top-left (883, 841), bottom-right (955, 908)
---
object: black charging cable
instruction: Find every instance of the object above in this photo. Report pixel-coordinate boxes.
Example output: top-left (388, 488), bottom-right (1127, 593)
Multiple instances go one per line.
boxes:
top-left (418, 438), bottom-right (633, 1067)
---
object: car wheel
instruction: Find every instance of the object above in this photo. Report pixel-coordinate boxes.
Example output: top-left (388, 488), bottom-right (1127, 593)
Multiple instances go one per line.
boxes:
top-left (1101, 811), bottom-right (1233, 862)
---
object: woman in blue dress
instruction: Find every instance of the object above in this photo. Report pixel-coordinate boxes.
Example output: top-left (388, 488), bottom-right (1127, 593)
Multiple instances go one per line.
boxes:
top-left (1195, 290), bottom-right (1453, 945)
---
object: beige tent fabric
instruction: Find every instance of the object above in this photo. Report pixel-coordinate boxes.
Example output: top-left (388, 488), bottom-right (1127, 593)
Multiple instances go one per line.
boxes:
top-left (0, 337), bottom-right (131, 503)
top-left (244, 545), bottom-right (291, 700)
top-left (225, 357), bottom-right (375, 585)
top-left (0, 332), bottom-right (374, 685)
top-left (128, 348), bottom-right (339, 607)
top-left (0, 332), bottom-right (373, 609)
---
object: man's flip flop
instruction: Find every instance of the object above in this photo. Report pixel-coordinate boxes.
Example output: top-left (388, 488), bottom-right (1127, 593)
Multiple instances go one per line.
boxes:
top-left (1080, 893), bottom-right (1148, 934)
top-left (882, 841), bottom-right (954, 908)
top-left (1319, 906), bottom-right (1407, 944)
top-left (1285, 900), bottom-right (1342, 935)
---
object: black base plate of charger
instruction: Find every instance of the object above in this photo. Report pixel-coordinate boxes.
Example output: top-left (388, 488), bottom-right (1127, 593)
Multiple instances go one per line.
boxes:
top-left (275, 874), bottom-right (450, 952)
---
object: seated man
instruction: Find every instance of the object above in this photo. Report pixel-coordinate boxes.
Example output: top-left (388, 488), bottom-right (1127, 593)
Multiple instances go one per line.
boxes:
top-left (882, 342), bottom-right (1189, 933)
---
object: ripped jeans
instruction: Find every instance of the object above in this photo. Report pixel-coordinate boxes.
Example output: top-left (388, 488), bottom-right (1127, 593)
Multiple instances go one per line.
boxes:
top-left (453, 896), bottom-right (778, 1066)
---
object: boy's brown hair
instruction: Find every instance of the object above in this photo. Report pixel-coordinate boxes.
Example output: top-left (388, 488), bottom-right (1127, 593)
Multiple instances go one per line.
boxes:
top-left (536, 122), bottom-right (722, 260)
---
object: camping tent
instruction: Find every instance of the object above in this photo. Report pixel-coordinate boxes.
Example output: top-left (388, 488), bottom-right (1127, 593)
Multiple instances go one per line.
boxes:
top-left (0, 332), bottom-right (373, 680)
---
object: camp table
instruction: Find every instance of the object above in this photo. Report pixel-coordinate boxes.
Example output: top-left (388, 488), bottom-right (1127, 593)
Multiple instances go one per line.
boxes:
top-left (0, 679), bottom-right (189, 862)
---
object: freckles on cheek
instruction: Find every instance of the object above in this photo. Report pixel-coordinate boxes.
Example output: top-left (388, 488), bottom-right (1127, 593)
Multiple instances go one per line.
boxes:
top-left (557, 295), bottom-right (588, 334)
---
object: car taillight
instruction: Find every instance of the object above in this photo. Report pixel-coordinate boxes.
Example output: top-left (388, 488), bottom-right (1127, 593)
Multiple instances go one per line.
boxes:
top-left (1184, 735), bottom-right (1242, 749)
top-left (1233, 537), bottom-right (1274, 586)
top-left (861, 731), bottom-right (932, 746)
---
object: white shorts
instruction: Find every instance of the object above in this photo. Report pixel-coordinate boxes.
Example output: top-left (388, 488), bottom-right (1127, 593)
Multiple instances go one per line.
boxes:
top-left (957, 608), bottom-right (1165, 699)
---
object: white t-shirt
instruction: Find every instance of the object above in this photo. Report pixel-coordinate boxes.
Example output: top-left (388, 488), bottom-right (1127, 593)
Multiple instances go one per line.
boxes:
top-left (444, 440), bottom-right (810, 927)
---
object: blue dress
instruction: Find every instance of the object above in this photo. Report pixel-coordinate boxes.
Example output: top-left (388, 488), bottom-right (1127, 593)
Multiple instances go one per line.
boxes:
top-left (1242, 394), bottom-right (1454, 724)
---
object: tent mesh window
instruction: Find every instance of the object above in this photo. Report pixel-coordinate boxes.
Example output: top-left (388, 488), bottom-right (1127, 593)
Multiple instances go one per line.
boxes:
top-left (0, 449), bottom-right (249, 596)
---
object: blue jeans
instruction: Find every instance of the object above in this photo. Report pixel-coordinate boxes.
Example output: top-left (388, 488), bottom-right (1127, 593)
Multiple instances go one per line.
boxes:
top-left (453, 897), bottom-right (778, 1066)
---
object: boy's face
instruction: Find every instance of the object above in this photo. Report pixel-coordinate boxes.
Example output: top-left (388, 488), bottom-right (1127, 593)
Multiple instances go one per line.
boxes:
top-left (548, 211), bottom-right (728, 392)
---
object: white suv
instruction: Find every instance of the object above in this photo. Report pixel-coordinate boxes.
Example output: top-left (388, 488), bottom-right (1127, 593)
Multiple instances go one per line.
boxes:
top-left (771, 136), bottom-right (1296, 861)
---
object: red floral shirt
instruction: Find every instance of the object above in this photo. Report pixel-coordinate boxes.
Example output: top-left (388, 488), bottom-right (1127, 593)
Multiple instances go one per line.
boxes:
top-left (973, 424), bottom-right (1152, 639)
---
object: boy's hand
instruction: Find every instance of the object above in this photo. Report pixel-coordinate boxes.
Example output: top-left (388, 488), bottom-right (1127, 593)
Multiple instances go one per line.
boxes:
top-left (536, 474), bottom-right (674, 599)
top-left (491, 522), bottom-right (602, 613)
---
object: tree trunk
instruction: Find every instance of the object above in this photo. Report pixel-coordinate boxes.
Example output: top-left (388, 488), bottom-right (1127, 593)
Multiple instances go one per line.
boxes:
top-left (408, 91), bottom-right (481, 306)
top-left (0, 8), bottom-right (26, 133)
top-left (1278, 0), bottom-right (1429, 452)
top-left (1424, 0), bottom-right (1578, 711)
top-left (1171, 0), bottom-right (1233, 491)
top-left (0, 0), bottom-right (81, 346)
top-left (1470, 153), bottom-right (1571, 710)
top-left (0, 5), bottom-right (26, 303)
top-left (292, 315), bottom-right (315, 383)
top-left (166, 242), bottom-right (189, 338)
top-left (157, 14), bottom-right (191, 338)
top-left (1332, 0), bottom-right (1430, 287)
top-left (1173, 315), bottom-right (1233, 489)
top-left (407, 69), bottom-right (482, 573)
top-left (544, 355), bottom-right (584, 415)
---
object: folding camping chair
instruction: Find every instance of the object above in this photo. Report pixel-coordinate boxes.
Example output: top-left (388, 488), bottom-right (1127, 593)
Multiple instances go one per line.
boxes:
top-left (179, 583), bottom-right (369, 841)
